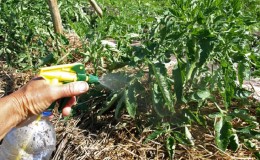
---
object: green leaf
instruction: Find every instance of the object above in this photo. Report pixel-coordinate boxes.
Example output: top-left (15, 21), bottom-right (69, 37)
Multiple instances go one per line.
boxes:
top-left (244, 139), bottom-right (256, 150)
top-left (222, 64), bottom-right (236, 107)
top-left (198, 38), bottom-right (214, 67)
top-left (186, 62), bottom-right (197, 82)
top-left (184, 110), bottom-right (206, 126)
top-left (253, 151), bottom-right (260, 159)
top-left (185, 126), bottom-right (194, 146)
top-left (152, 83), bottom-right (169, 117)
top-left (237, 126), bottom-right (260, 140)
top-left (173, 131), bottom-right (193, 146)
top-left (197, 90), bottom-right (211, 100)
top-left (99, 92), bottom-right (121, 115)
top-left (250, 130), bottom-right (260, 139)
top-left (59, 34), bottom-right (69, 45)
top-left (115, 94), bottom-right (125, 119)
top-left (125, 87), bottom-right (137, 118)
top-left (229, 134), bottom-right (239, 151)
top-left (144, 129), bottom-right (166, 144)
top-left (192, 90), bottom-right (211, 101)
top-left (209, 112), bottom-right (225, 119)
top-left (238, 61), bottom-right (247, 87)
top-left (166, 136), bottom-right (176, 160)
top-left (231, 109), bottom-right (257, 123)
top-left (257, 107), bottom-right (260, 117)
top-left (187, 39), bottom-right (196, 62)
top-left (214, 117), bottom-right (233, 151)
top-left (38, 54), bottom-right (55, 66)
top-left (150, 63), bottom-right (174, 114)
top-left (173, 64), bottom-right (183, 103)
top-left (252, 70), bottom-right (260, 77)
top-left (234, 87), bottom-right (252, 99)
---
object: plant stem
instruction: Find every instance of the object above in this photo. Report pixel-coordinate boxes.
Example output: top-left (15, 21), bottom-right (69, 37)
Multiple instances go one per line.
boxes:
top-left (88, 0), bottom-right (103, 17)
top-left (47, 0), bottom-right (63, 34)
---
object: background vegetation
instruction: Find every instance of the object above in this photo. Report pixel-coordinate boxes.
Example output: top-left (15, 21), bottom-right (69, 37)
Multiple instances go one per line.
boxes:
top-left (0, 0), bottom-right (259, 159)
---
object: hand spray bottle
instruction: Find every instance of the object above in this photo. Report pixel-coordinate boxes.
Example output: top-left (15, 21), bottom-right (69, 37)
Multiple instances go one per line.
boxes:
top-left (0, 63), bottom-right (99, 160)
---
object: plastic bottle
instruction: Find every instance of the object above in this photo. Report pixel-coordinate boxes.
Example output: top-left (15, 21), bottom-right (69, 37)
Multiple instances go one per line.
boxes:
top-left (0, 115), bottom-right (56, 160)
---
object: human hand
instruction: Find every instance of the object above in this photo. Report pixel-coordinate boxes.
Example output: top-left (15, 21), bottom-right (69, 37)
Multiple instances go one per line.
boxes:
top-left (9, 77), bottom-right (89, 120)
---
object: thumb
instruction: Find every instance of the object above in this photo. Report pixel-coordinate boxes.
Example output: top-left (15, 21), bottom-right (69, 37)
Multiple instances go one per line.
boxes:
top-left (53, 81), bottom-right (89, 99)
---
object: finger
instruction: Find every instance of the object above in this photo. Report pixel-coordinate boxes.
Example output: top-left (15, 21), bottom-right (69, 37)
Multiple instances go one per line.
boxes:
top-left (48, 115), bottom-right (54, 120)
top-left (62, 107), bottom-right (71, 116)
top-left (31, 75), bottom-right (45, 81)
top-left (53, 81), bottom-right (89, 99)
top-left (61, 96), bottom-right (76, 116)
top-left (63, 96), bottom-right (77, 108)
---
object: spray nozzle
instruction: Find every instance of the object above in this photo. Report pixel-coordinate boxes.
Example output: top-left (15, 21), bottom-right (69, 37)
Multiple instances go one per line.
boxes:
top-left (39, 63), bottom-right (99, 116)
top-left (87, 74), bottom-right (99, 84)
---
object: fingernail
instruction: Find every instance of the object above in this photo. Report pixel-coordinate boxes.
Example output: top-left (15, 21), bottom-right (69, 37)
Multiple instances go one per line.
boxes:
top-left (75, 82), bottom-right (89, 93)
